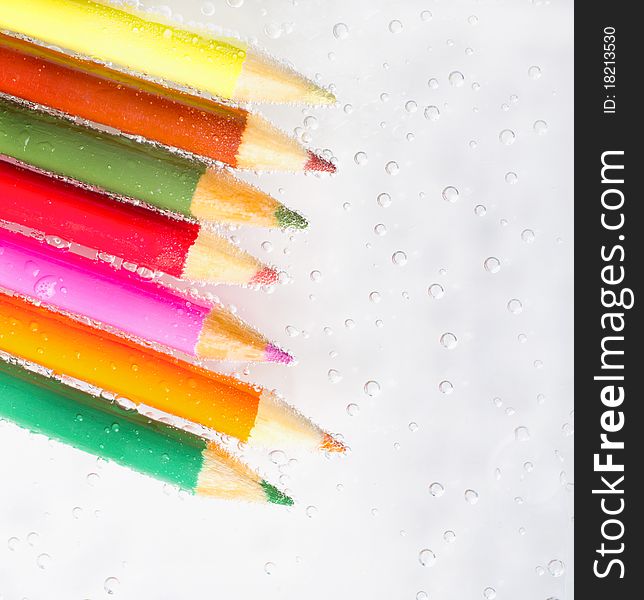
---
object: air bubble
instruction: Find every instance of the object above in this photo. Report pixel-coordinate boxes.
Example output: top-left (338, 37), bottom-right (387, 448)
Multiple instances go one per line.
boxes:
top-left (392, 251), bottom-right (407, 266)
top-left (369, 291), bottom-right (381, 303)
top-left (528, 65), bottom-right (542, 79)
top-left (439, 380), bottom-right (454, 395)
top-left (440, 333), bottom-right (458, 349)
top-left (200, 2), bottom-right (215, 15)
top-left (328, 369), bottom-right (343, 383)
top-left (104, 577), bottom-right (120, 595)
top-left (484, 257), bottom-right (501, 273)
top-left (8, 537), bottom-right (19, 551)
top-left (364, 380), bottom-right (381, 397)
top-left (442, 186), bottom-right (459, 203)
top-left (385, 161), bottom-right (400, 175)
top-left (36, 553), bottom-right (51, 569)
top-left (505, 171), bottom-right (518, 184)
top-left (474, 204), bottom-right (487, 216)
top-left (483, 588), bottom-right (497, 599)
top-left (515, 426), bottom-right (531, 441)
top-left (333, 23), bottom-right (349, 39)
top-left (374, 224), bottom-right (387, 236)
top-left (464, 489), bottom-right (479, 504)
top-left (389, 20), bottom-right (403, 34)
top-left (507, 299), bottom-right (523, 314)
top-left (449, 71), bottom-right (465, 87)
top-left (444, 530), bottom-right (456, 542)
top-left (427, 78), bottom-right (439, 90)
top-left (346, 403), bottom-right (359, 416)
top-left (548, 560), bottom-right (565, 577)
top-left (377, 192), bottom-right (392, 207)
top-left (306, 505), bottom-right (318, 518)
top-left (354, 151), bottom-right (368, 165)
top-left (424, 105), bottom-right (440, 121)
top-left (420, 10), bottom-right (432, 21)
top-left (405, 100), bottom-right (418, 113)
top-left (227, 0), bottom-right (244, 6)
top-left (428, 283), bottom-right (444, 299)
top-left (429, 482), bottom-right (444, 497)
top-left (468, 14), bottom-right (479, 25)
top-left (264, 562), bottom-right (275, 575)
top-left (499, 129), bottom-right (516, 145)
top-left (534, 120), bottom-right (549, 135)
top-left (521, 229), bottom-right (536, 243)
top-left (419, 548), bottom-right (436, 567)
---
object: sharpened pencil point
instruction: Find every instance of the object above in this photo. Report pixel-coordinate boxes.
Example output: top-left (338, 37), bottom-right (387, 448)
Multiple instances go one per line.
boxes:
top-left (321, 433), bottom-right (347, 454)
top-left (305, 151), bottom-right (337, 173)
top-left (261, 480), bottom-right (294, 506)
top-left (250, 266), bottom-right (279, 286)
top-left (274, 205), bottom-right (308, 230)
top-left (265, 344), bottom-right (294, 365)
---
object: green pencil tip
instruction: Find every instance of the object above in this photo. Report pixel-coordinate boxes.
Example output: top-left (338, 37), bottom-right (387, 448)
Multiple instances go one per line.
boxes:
top-left (275, 205), bottom-right (308, 230)
top-left (261, 480), bottom-right (294, 506)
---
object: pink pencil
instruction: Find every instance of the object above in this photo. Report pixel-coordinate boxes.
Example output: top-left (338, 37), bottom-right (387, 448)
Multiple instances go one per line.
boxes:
top-left (0, 228), bottom-right (292, 363)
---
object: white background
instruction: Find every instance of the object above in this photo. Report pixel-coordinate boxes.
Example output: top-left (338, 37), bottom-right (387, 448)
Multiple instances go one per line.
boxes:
top-left (0, 1), bottom-right (573, 598)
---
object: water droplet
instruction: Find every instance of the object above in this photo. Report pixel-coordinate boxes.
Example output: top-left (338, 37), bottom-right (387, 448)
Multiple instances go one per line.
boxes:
top-left (439, 380), bottom-right (454, 395)
top-left (385, 161), bottom-right (400, 175)
top-left (33, 275), bottom-right (58, 299)
top-left (534, 119), bottom-right (549, 135)
top-left (374, 224), bottom-right (387, 236)
top-left (306, 505), bottom-right (318, 518)
top-left (409, 422), bottom-right (419, 432)
top-left (104, 577), bottom-right (120, 595)
top-left (440, 333), bottom-right (458, 349)
top-left (72, 507), bottom-right (83, 519)
top-left (346, 403), bottom-right (359, 416)
top-left (548, 559), bottom-right (565, 577)
top-left (499, 129), bottom-right (516, 145)
top-left (505, 171), bottom-right (518, 184)
top-left (536, 565), bottom-right (546, 576)
top-left (333, 23), bottom-right (349, 39)
top-left (264, 562), bottom-right (276, 575)
top-left (354, 151), bottom-right (368, 165)
top-left (369, 291), bottom-right (381, 303)
top-left (405, 100), bottom-right (417, 113)
top-left (419, 548), bottom-right (436, 567)
top-left (8, 537), bottom-right (20, 551)
top-left (444, 530), bottom-right (456, 543)
top-left (328, 369), bottom-right (343, 383)
top-left (86, 472), bottom-right (100, 486)
top-left (389, 19), bottom-right (403, 34)
top-left (449, 71), bottom-right (465, 87)
top-left (392, 251), bottom-right (407, 266)
top-left (515, 426), bottom-right (531, 441)
top-left (483, 587), bottom-right (497, 599)
top-left (518, 333), bottom-right (528, 343)
top-left (428, 283), bottom-right (445, 299)
top-left (364, 380), bottom-right (381, 397)
top-left (310, 270), bottom-right (322, 283)
top-left (528, 65), bottom-right (542, 79)
top-left (507, 298), bottom-right (523, 314)
top-left (464, 489), bottom-right (479, 504)
top-left (474, 204), bottom-right (487, 217)
top-left (468, 14), bottom-right (479, 25)
top-left (442, 186), bottom-right (459, 203)
top-left (424, 105), bottom-right (440, 121)
top-left (417, 592), bottom-right (429, 600)
top-left (429, 482), bottom-right (444, 497)
top-left (484, 257), bottom-right (501, 273)
top-left (27, 532), bottom-right (39, 546)
top-left (201, 2), bottom-right (215, 16)
top-left (420, 10), bottom-right (432, 21)
top-left (377, 192), bottom-right (392, 207)
top-left (524, 461), bottom-right (534, 472)
top-left (36, 553), bottom-right (51, 569)
top-left (427, 78), bottom-right (439, 90)
top-left (521, 229), bottom-right (536, 243)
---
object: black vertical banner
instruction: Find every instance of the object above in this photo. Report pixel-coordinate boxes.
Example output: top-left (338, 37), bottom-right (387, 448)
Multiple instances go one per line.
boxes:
top-left (575, 1), bottom-right (640, 595)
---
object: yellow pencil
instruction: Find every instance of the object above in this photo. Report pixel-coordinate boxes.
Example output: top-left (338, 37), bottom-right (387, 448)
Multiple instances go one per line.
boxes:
top-left (0, 0), bottom-right (335, 105)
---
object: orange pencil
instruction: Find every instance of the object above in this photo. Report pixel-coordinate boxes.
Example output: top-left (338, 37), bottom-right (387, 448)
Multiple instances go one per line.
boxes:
top-left (0, 34), bottom-right (334, 173)
top-left (0, 294), bottom-right (345, 453)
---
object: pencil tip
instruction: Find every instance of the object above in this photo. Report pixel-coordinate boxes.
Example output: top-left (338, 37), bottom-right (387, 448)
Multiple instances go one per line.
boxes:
top-left (265, 343), bottom-right (294, 365)
top-left (307, 86), bottom-right (337, 105)
top-left (274, 205), bottom-right (308, 229)
top-left (321, 433), bottom-right (347, 454)
top-left (250, 266), bottom-right (279, 286)
top-left (305, 151), bottom-right (336, 173)
top-left (261, 480), bottom-right (294, 506)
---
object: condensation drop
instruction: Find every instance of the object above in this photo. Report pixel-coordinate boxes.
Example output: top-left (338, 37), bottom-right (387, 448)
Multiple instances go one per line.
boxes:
top-left (420, 10), bottom-right (433, 21)
top-left (499, 129), bottom-right (516, 145)
top-left (429, 482), bottom-right (444, 497)
top-left (528, 65), bottom-right (542, 79)
top-left (389, 20), bottom-right (403, 34)
top-left (507, 298), bottom-right (524, 314)
top-left (328, 369), bottom-right (343, 383)
top-left (424, 105), bottom-right (440, 121)
top-left (474, 204), bottom-right (487, 216)
top-left (354, 151), bottom-right (368, 165)
top-left (444, 530), bottom-right (456, 542)
top-left (428, 283), bottom-right (445, 299)
top-left (104, 577), bottom-right (120, 595)
top-left (392, 251), bottom-right (407, 266)
top-left (427, 78), bottom-right (439, 90)
top-left (439, 380), bottom-right (454, 395)
top-left (449, 71), bottom-right (465, 87)
top-left (264, 562), bottom-right (276, 575)
top-left (364, 380), bottom-right (381, 397)
top-left (483, 587), bottom-right (497, 599)
top-left (534, 119), bottom-right (549, 135)
top-left (333, 23), bottom-right (349, 39)
top-left (484, 257), bottom-right (501, 273)
top-left (346, 403), bottom-right (359, 416)
top-left (419, 548), bottom-right (436, 567)
top-left (464, 489), bottom-right (479, 504)
top-left (442, 186), bottom-right (459, 203)
top-left (377, 192), bottom-right (392, 207)
top-left (521, 229), bottom-right (536, 243)
top-left (385, 161), bottom-right (400, 175)
top-left (36, 553), bottom-right (51, 569)
top-left (374, 224), bottom-right (387, 236)
top-left (440, 332), bottom-right (458, 349)
top-left (505, 171), bottom-right (518, 184)
top-left (515, 426), bottom-right (531, 441)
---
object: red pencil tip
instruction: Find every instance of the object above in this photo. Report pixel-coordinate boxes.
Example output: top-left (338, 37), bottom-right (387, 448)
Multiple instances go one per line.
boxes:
top-left (250, 266), bottom-right (279, 286)
top-left (265, 343), bottom-right (294, 364)
top-left (305, 151), bottom-right (336, 173)
top-left (321, 434), bottom-right (347, 454)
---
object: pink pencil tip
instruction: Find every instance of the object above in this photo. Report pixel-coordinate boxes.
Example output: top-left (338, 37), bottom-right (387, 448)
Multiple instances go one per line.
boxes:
top-left (265, 343), bottom-right (294, 364)
top-left (305, 151), bottom-right (336, 174)
top-left (250, 266), bottom-right (279, 286)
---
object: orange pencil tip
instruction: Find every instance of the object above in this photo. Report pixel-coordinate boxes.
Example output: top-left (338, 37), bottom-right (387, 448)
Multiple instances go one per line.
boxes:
top-left (321, 434), bottom-right (347, 453)
top-left (305, 151), bottom-right (336, 174)
top-left (250, 266), bottom-right (279, 286)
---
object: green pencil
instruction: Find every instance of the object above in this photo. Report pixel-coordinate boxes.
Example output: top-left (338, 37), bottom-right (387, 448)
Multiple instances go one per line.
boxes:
top-left (0, 97), bottom-right (306, 229)
top-left (0, 359), bottom-right (292, 505)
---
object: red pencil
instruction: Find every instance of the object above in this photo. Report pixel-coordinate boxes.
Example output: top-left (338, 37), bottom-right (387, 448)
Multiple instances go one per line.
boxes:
top-left (0, 161), bottom-right (278, 286)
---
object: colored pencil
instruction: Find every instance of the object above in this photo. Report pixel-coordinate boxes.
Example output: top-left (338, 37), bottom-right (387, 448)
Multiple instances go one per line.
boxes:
top-left (0, 162), bottom-right (278, 285)
top-left (0, 35), bottom-right (335, 173)
top-left (0, 99), bottom-right (307, 229)
top-left (0, 294), bottom-right (345, 453)
top-left (0, 358), bottom-right (292, 505)
top-left (0, 0), bottom-right (334, 105)
top-left (0, 228), bottom-right (292, 364)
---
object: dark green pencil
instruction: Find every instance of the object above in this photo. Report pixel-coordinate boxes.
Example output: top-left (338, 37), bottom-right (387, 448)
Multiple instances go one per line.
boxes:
top-left (0, 359), bottom-right (292, 505)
